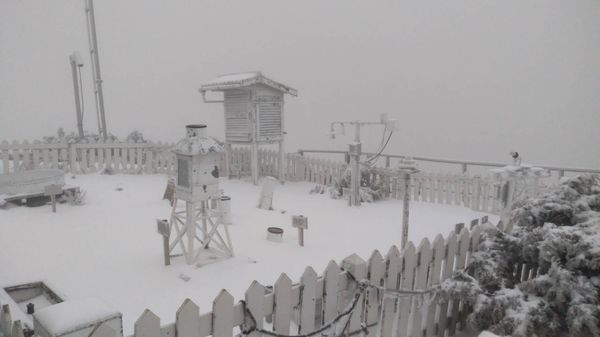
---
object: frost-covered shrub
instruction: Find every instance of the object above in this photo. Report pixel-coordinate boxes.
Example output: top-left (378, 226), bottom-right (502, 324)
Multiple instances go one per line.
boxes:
top-left (328, 165), bottom-right (385, 202)
top-left (450, 174), bottom-right (600, 337)
top-left (125, 130), bottom-right (146, 143)
top-left (63, 189), bottom-right (86, 205)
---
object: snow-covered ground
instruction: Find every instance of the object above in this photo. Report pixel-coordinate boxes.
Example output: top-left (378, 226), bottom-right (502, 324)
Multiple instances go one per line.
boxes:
top-left (0, 174), bottom-right (494, 334)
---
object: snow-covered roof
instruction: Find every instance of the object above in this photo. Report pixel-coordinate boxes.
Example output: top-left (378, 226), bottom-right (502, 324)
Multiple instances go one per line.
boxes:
top-left (200, 71), bottom-right (298, 96)
top-left (174, 136), bottom-right (224, 156)
top-left (34, 298), bottom-right (121, 336)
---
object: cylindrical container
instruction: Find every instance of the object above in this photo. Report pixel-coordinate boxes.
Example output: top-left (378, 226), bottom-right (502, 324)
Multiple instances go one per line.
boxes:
top-left (26, 303), bottom-right (35, 314)
top-left (267, 227), bottom-right (284, 242)
top-left (185, 124), bottom-right (207, 138)
top-left (219, 196), bottom-right (232, 225)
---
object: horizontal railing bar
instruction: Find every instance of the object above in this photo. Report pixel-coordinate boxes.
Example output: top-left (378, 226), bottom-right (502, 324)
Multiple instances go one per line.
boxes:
top-left (296, 149), bottom-right (600, 174)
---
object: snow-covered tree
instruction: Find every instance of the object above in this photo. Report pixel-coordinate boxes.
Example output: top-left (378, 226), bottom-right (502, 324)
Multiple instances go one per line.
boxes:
top-left (447, 174), bottom-right (600, 337)
top-left (328, 165), bottom-right (385, 202)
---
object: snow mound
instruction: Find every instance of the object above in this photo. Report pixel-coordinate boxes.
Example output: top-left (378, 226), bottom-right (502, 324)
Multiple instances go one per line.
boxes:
top-left (34, 298), bottom-right (120, 336)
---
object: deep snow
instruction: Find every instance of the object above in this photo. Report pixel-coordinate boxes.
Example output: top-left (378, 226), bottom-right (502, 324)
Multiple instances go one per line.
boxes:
top-left (0, 174), bottom-right (494, 334)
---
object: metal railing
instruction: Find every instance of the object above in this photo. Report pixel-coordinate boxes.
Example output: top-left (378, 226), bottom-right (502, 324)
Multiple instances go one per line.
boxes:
top-left (296, 149), bottom-right (600, 178)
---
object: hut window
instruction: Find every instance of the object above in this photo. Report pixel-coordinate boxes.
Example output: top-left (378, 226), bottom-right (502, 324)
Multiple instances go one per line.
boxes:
top-left (178, 158), bottom-right (190, 187)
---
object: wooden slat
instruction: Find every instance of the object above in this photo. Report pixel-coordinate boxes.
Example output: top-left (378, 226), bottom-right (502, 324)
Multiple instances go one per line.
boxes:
top-left (425, 235), bottom-right (445, 337)
top-left (380, 246), bottom-right (401, 337)
top-left (409, 239), bottom-right (432, 337)
top-left (299, 267), bottom-right (318, 334)
top-left (366, 251), bottom-right (385, 337)
top-left (396, 242), bottom-right (416, 337)
top-left (89, 323), bottom-right (116, 337)
top-left (437, 231), bottom-right (456, 337)
top-left (323, 260), bottom-right (341, 332)
top-left (1, 304), bottom-right (13, 337)
top-left (245, 281), bottom-right (265, 337)
top-left (176, 299), bottom-right (200, 337)
top-left (273, 273), bottom-right (293, 335)
top-left (135, 309), bottom-right (161, 337)
top-left (448, 228), bottom-right (470, 335)
top-left (341, 254), bottom-right (367, 337)
top-left (213, 290), bottom-right (234, 337)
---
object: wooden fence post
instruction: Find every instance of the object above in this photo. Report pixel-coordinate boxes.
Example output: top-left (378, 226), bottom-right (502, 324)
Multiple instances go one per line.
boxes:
top-left (299, 267), bottom-right (318, 334)
top-left (366, 251), bottom-right (385, 337)
top-left (380, 246), bottom-right (401, 337)
top-left (176, 299), bottom-right (200, 337)
top-left (134, 309), bottom-right (161, 337)
top-left (89, 323), bottom-right (116, 337)
top-left (244, 281), bottom-right (265, 337)
top-left (1, 303), bottom-right (13, 337)
top-left (213, 290), bottom-right (234, 337)
top-left (322, 261), bottom-right (341, 335)
top-left (341, 254), bottom-right (367, 337)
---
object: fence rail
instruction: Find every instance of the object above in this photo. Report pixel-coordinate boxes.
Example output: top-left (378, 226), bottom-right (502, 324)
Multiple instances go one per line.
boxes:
top-left (0, 140), bottom-right (175, 176)
top-left (227, 149), bottom-right (503, 214)
top-left (1, 217), bottom-right (500, 337)
top-left (296, 149), bottom-right (600, 178)
top-left (1, 141), bottom-right (542, 215)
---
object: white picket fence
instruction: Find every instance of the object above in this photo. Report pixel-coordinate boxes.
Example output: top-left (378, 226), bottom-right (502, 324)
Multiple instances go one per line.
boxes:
top-left (0, 140), bottom-right (505, 214)
top-left (0, 217), bottom-right (499, 337)
top-left (0, 140), bottom-right (175, 175)
top-left (227, 149), bottom-right (503, 214)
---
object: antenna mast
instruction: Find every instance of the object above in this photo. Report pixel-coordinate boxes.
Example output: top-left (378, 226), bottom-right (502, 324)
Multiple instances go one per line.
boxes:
top-left (69, 52), bottom-right (85, 139)
top-left (84, 0), bottom-right (108, 140)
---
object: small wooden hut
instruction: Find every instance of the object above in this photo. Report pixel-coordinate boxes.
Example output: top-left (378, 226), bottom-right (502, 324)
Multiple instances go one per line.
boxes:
top-left (200, 72), bottom-right (297, 184)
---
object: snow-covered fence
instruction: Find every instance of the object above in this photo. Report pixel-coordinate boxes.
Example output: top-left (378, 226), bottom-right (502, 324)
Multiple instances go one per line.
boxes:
top-left (120, 223), bottom-right (486, 337)
top-left (0, 219), bottom-right (497, 337)
top-left (227, 148), bottom-right (503, 214)
top-left (0, 140), bottom-right (502, 213)
top-left (228, 149), bottom-right (345, 185)
top-left (297, 149), bottom-right (600, 180)
top-left (0, 303), bottom-right (26, 337)
top-left (0, 140), bottom-right (175, 176)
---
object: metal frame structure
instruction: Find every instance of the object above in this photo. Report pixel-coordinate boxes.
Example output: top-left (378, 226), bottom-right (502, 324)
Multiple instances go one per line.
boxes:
top-left (329, 115), bottom-right (398, 206)
top-left (166, 125), bottom-right (233, 266)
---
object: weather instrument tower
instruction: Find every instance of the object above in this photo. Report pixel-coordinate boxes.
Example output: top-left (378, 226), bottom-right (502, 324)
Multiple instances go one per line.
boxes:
top-left (329, 114), bottom-right (399, 206)
top-left (164, 125), bottom-right (234, 266)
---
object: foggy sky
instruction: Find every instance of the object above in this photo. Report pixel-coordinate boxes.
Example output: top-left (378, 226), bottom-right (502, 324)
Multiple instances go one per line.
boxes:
top-left (1, 0), bottom-right (599, 169)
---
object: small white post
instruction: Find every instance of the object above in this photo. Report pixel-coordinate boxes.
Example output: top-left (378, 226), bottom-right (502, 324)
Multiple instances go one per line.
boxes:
top-left (44, 184), bottom-right (62, 213)
top-left (156, 219), bottom-right (171, 266)
top-left (292, 215), bottom-right (308, 247)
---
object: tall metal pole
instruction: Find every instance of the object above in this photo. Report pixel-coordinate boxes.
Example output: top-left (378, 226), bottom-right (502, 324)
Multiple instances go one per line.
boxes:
top-left (349, 122), bottom-right (361, 206)
top-left (401, 172), bottom-right (411, 249)
top-left (349, 142), bottom-right (361, 206)
top-left (397, 159), bottom-right (418, 249)
top-left (85, 0), bottom-right (108, 140)
top-left (69, 53), bottom-right (85, 139)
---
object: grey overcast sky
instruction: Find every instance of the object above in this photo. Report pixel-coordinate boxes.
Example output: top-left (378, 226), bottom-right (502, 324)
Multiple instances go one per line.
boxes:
top-left (1, 0), bottom-right (599, 169)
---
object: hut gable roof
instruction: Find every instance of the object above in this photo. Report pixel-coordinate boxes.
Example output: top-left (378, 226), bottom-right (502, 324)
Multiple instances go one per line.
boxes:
top-left (200, 71), bottom-right (297, 96)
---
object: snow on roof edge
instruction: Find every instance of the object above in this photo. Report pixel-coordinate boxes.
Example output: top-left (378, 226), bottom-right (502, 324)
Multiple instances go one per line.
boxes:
top-left (34, 298), bottom-right (121, 336)
top-left (200, 72), bottom-right (297, 96)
